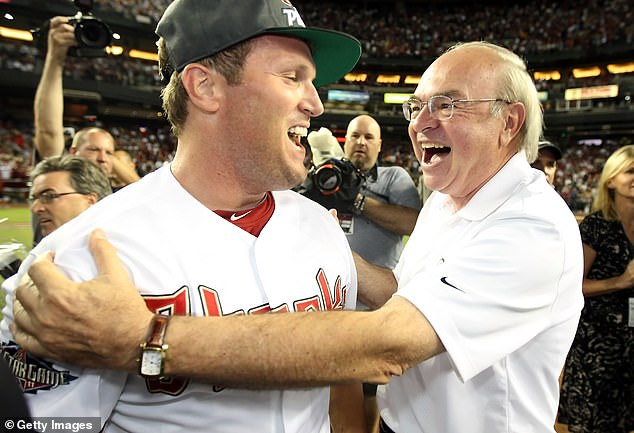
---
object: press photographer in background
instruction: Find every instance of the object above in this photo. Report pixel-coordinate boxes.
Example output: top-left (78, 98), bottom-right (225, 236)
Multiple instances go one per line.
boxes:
top-left (31, 10), bottom-right (139, 244)
top-left (299, 115), bottom-right (420, 431)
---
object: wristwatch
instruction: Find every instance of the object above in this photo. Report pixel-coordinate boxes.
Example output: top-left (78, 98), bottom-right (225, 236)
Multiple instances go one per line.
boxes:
top-left (353, 193), bottom-right (366, 215)
top-left (138, 314), bottom-right (170, 378)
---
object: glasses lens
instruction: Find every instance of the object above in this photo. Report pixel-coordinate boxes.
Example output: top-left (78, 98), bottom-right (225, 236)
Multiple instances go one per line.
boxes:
top-left (403, 99), bottom-right (421, 121)
top-left (33, 193), bottom-right (57, 204)
top-left (429, 96), bottom-right (454, 120)
top-left (402, 101), bottom-right (412, 121)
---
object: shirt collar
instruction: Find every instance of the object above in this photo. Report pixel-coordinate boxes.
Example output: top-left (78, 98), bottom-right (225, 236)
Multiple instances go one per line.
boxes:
top-left (456, 152), bottom-right (533, 221)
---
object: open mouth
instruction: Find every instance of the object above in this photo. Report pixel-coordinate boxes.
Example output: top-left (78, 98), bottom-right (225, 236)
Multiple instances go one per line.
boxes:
top-left (288, 126), bottom-right (312, 168)
top-left (288, 126), bottom-right (308, 145)
top-left (423, 145), bottom-right (451, 164)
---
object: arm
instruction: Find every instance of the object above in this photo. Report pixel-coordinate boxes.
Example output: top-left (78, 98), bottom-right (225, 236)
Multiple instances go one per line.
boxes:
top-left (581, 243), bottom-right (634, 297)
top-left (13, 230), bottom-right (443, 386)
top-left (353, 252), bottom-right (398, 309)
top-left (360, 197), bottom-right (418, 235)
top-left (358, 167), bottom-right (420, 236)
top-left (110, 155), bottom-right (141, 185)
top-left (33, 17), bottom-right (76, 158)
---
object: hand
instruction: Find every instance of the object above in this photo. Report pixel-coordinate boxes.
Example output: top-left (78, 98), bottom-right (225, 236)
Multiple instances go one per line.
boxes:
top-left (47, 16), bottom-right (77, 62)
top-left (307, 127), bottom-right (344, 167)
top-left (11, 229), bottom-right (152, 372)
top-left (620, 258), bottom-right (634, 289)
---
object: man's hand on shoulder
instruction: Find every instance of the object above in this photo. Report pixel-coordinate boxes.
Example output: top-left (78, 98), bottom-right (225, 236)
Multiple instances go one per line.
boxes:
top-left (12, 229), bottom-right (152, 372)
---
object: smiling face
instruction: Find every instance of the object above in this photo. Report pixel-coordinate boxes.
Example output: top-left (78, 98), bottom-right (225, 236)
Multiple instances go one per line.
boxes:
top-left (218, 35), bottom-right (324, 193)
top-left (409, 45), bottom-right (523, 209)
top-left (608, 160), bottom-right (634, 203)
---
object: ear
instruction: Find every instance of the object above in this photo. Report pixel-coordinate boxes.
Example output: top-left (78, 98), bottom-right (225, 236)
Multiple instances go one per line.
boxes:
top-left (180, 63), bottom-right (222, 113)
top-left (86, 193), bottom-right (99, 206)
top-left (501, 102), bottom-right (525, 146)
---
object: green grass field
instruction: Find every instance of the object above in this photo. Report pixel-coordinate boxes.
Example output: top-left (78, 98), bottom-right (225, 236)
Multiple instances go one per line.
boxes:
top-left (0, 205), bottom-right (32, 316)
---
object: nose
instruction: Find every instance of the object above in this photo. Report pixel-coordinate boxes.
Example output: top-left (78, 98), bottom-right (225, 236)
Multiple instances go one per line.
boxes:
top-left (31, 200), bottom-right (45, 213)
top-left (409, 108), bottom-right (438, 134)
top-left (96, 149), bottom-right (109, 162)
top-left (302, 83), bottom-right (324, 117)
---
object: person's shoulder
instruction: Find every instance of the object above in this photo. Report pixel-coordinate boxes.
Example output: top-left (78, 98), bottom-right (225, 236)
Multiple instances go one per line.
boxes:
top-left (378, 165), bottom-right (409, 177)
top-left (274, 189), bottom-right (330, 214)
top-left (579, 211), bottom-right (609, 229)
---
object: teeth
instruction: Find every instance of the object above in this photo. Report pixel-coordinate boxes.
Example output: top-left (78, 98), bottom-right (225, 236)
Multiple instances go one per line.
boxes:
top-left (422, 144), bottom-right (448, 149)
top-left (288, 126), bottom-right (308, 137)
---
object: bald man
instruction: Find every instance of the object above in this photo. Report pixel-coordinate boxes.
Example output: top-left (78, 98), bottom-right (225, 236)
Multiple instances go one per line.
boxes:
top-left (342, 115), bottom-right (421, 429)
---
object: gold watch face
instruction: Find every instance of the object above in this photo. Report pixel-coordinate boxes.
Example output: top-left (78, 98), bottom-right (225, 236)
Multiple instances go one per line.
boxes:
top-left (140, 349), bottom-right (163, 376)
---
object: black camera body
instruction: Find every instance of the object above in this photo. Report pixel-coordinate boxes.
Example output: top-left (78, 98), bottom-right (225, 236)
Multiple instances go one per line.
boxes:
top-left (67, 0), bottom-right (112, 57)
top-left (298, 158), bottom-right (366, 215)
top-left (0, 250), bottom-right (22, 279)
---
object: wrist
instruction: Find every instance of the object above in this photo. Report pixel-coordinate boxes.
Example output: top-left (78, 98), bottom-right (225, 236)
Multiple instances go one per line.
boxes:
top-left (138, 314), bottom-right (171, 378)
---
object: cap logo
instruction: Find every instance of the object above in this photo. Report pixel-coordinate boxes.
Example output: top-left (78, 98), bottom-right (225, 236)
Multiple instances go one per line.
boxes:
top-left (282, 7), bottom-right (306, 27)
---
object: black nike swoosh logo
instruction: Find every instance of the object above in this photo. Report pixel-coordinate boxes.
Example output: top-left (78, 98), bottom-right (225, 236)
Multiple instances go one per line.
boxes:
top-left (440, 277), bottom-right (465, 292)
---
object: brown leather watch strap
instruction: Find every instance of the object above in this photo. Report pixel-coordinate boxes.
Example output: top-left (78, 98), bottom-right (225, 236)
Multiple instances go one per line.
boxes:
top-left (145, 314), bottom-right (170, 348)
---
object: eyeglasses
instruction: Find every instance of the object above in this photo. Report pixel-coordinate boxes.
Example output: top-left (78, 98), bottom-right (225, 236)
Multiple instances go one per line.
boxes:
top-left (402, 95), bottom-right (511, 122)
top-left (28, 191), bottom-right (85, 204)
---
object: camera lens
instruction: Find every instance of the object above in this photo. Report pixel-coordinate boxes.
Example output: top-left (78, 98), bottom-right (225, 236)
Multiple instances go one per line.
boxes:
top-left (314, 164), bottom-right (342, 195)
top-left (74, 18), bottom-right (111, 48)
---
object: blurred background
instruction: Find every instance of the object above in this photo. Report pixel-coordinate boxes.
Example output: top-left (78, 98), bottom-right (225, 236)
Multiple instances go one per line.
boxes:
top-left (0, 0), bottom-right (632, 212)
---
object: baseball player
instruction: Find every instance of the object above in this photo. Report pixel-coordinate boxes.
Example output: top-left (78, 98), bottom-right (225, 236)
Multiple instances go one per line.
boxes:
top-left (1, 0), bottom-right (363, 431)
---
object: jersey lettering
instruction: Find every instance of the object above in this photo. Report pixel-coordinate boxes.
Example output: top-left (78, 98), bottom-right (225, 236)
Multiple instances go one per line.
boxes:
top-left (140, 268), bottom-right (347, 395)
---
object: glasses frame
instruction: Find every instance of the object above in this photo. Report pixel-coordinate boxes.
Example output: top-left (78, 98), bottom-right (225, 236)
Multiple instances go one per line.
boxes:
top-left (403, 95), bottom-right (511, 122)
top-left (28, 191), bottom-right (85, 205)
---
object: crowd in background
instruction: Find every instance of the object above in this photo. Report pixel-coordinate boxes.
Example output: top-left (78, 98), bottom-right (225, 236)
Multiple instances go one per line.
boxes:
top-left (0, 0), bottom-right (632, 215)
top-left (1, 114), bottom-right (630, 217)
top-left (88, 0), bottom-right (634, 59)
top-left (1, 0), bottom-right (631, 89)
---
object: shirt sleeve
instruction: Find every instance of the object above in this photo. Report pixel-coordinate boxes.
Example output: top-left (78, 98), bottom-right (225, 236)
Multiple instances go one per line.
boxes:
top-left (384, 167), bottom-right (421, 210)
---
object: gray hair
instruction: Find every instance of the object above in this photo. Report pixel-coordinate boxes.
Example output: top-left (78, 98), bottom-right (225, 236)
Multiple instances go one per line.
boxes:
top-left (30, 155), bottom-right (113, 200)
top-left (446, 42), bottom-right (543, 162)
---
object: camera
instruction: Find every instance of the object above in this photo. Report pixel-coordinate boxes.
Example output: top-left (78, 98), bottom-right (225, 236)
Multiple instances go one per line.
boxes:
top-left (298, 158), bottom-right (366, 215)
top-left (313, 158), bottom-right (363, 195)
top-left (67, 0), bottom-right (112, 57)
top-left (296, 127), bottom-right (367, 215)
top-left (0, 250), bottom-right (22, 279)
top-left (33, 0), bottom-right (112, 57)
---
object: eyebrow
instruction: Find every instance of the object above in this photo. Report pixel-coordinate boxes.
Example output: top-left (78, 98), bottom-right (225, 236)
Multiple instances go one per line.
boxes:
top-left (30, 187), bottom-right (56, 196)
top-left (416, 89), bottom-right (463, 100)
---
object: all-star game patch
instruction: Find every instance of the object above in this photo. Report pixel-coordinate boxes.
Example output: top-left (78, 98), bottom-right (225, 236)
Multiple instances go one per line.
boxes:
top-left (1, 341), bottom-right (77, 393)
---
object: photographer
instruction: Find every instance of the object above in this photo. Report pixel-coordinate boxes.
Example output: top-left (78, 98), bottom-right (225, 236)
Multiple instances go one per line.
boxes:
top-left (32, 15), bottom-right (139, 244)
top-left (302, 115), bottom-right (420, 430)
top-left (304, 116), bottom-right (420, 280)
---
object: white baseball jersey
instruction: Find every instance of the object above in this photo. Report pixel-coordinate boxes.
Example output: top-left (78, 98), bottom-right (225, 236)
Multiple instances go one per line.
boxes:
top-left (1, 164), bottom-right (357, 433)
top-left (377, 153), bottom-right (584, 433)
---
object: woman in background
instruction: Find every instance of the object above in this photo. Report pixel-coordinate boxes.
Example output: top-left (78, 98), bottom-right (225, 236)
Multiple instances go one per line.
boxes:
top-left (559, 144), bottom-right (634, 433)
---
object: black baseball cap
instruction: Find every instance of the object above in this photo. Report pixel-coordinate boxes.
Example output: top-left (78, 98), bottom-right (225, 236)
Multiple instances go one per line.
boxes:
top-left (156, 0), bottom-right (362, 87)
top-left (538, 140), bottom-right (562, 160)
